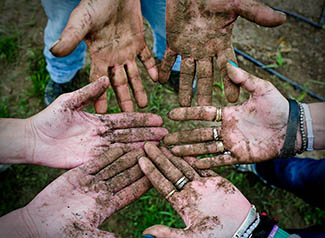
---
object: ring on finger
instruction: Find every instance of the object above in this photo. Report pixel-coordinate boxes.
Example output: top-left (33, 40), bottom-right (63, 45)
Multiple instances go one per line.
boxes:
top-left (213, 127), bottom-right (219, 141)
top-left (165, 189), bottom-right (176, 200)
top-left (136, 155), bottom-right (146, 161)
top-left (174, 176), bottom-right (189, 190)
top-left (217, 141), bottom-right (224, 153)
top-left (215, 107), bottom-right (222, 122)
top-left (224, 151), bottom-right (231, 155)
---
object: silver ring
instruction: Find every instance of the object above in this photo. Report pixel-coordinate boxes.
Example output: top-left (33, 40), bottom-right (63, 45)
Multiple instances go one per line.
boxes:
top-left (224, 151), bottom-right (231, 155)
top-left (174, 176), bottom-right (189, 190)
top-left (136, 155), bottom-right (146, 161)
top-left (165, 189), bottom-right (176, 200)
top-left (213, 127), bottom-right (219, 141)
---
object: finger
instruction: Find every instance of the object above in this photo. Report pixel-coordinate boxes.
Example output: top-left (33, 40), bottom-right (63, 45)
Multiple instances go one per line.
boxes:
top-left (79, 148), bottom-right (124, 175)
top-left (125, 60), bottom-right (148, 108)
top-left (96, 112), bottom-right (164, 128)
top-left (112, 176), bottom-right (151, 211)
top-left (159, 48), bottom-right (177, 84)
top-left (226, 62), bottom-right (274, 96)
top-left (64, 76), bottom-right (109, 110)
top-left (94, 93), bottom-right (108, 114)
top-left (171, 142), bottom-right (224, 156)
top-left (216, 47), bottom-right (240, 103)
top-left (108, 141), bottom-right (160, 152)
top-left (49, 2), bottom-right (92, 57)
top-left (195, 154), bottom-right (237, 169)
top-left (182, 156), bottom-right (218, 177)
top-left (160, 147), bottom-right (200, 181)
top-left (111, 128), bottom-right (168, 143)
top-left (197, 57), bottom-right (214, 106)
top-left (163, 128), bottom-right (220, 145)
top-left (143, 225), bottom-right (190, 238)
top-left (108, 65), bottom-right (134, 112)
top-left (107, 165), bottom-right (144, 193)
top-left (90, 229), bottom-right (117, 238)
top-left (144, 143), bottom-right (183, 183)
top-left (138, 157), bottom-right (176, 199)
top-left (138, 45), bottom-right (159, 81)
top-left (179, 57), bottom-right (195, 107)
top-left (96, 149), bottom-right (144, 180)
top-left (236, 0), bottom-right (286, 27)
top-left (168, 106), bottom-right (218, 121)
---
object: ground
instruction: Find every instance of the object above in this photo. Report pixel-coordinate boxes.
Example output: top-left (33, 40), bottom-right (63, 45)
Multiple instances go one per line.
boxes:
top-left (0, 0), bottom-right (324, 237)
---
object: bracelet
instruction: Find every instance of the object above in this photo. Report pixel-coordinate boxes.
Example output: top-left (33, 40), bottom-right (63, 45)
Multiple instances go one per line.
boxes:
top-left (279, 99), bottom-right (300, 158)
top-left (297, 103), bottom-right (307, 154)
top-left (233, 205), bottom-right (260, 238)
top-left (302, 103), bottom-right (314, 151)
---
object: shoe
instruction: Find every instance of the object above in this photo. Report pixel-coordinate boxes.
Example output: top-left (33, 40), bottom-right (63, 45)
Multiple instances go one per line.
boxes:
top-left (234, 164), bottom-right (277, 189)
top-left (0, 165), bottom-right (10, 173)
top-left (44, 79), bottom-right (74, 105)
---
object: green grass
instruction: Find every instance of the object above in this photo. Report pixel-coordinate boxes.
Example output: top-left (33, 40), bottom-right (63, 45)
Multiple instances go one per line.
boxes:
top-left (0, 34), bottom-right (19, 64)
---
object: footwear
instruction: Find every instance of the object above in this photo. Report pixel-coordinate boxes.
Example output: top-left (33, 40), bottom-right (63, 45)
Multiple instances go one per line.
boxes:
top-left (0, 165), bottom-right (10, 173)
top-left (234, 164), bottom-right (277, 189)
top-left (44, 79), bottom-right (74, 105)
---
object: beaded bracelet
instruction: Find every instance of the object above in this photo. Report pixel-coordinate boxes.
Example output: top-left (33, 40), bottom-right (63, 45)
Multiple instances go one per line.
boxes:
top-left (297, 103), bottom-right (307, 153)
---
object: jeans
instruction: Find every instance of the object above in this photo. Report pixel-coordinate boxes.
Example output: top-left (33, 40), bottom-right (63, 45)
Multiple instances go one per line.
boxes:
top-left (41, 0), bottom-right (181, 84)
top-left (256, 157), bottom-right (325, 209)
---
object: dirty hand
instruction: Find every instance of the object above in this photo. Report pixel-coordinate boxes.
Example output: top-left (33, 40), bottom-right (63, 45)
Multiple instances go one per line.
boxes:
top-left (26, 77), bottom-right (167, 169)
top-left (50, 0), bottom-right (158, 113)
top-left (159, 0), bottom-right (286, 105)
top-left (0, 148), bottom-right (151, 238)
top-left (138, 142), bottom-right (252, 237)
top-left (164, 63), bottom-right (292, 168)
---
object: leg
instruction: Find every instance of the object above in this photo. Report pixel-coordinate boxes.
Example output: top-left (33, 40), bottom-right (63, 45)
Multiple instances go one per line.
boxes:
top-left (256, 157), bottom-right (325, 209)
top-left (42, 0), bottom-right (86, 84)
top-left (140, 0), bottom-right (181, 71)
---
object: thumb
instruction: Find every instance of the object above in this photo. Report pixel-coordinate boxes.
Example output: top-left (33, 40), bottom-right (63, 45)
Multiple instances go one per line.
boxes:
top-left (143, 225), bottom-right (190, 238)
top-left (236, 0), bottom-right (286, 27)
top-left (50, 2), bottom-right (92, 57)
top-left (90, 228), bottom-right (118, 238)
top-left (65, 76), bottom-right (109, 110)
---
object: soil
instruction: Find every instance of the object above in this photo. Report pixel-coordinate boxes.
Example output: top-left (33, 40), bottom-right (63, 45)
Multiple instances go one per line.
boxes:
top-left (0, 0), bottom-right (324, 236)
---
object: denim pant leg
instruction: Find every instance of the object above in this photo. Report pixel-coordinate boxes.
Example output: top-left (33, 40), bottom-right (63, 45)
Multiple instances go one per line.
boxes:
top-left (256, 157), bottom-right (325, 209)
top-left (140, 0), bottom-right (181, 71)
top-left (42, 0), bottom-right (86, 84)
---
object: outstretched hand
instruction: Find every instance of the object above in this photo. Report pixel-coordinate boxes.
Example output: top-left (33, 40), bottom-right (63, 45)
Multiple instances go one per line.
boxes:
top-left (138, 143), bottom-right (252, 237)
top-left (26, 77), bottom-right (167, 169)
top-left (4, 148), bottom-right (151, 237)
top-left (164, 63), bottom-right (293, 168)
top-left (159, 0), bottom-right (286, 105)
top-left (50, 0), bottom-right (158, 112)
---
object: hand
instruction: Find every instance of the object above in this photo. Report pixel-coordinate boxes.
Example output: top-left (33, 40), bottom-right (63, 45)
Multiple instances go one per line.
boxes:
top-left (0, 148), bottom-right (151, 238)
top-left (26, 77), bottom-right (167, 169)
top-left (159, 0), bottom-right (286, 105)
top-left (50, 0), bottom-right (158, 113)
top-left (138, 142), bottom-right (252, 237)
top-left (164, 63), bottom-right (292, 168)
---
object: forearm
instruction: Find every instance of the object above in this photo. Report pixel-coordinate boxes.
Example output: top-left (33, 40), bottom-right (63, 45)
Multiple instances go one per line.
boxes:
top-left (0, 118), bottom-right (28, 164)
top-left (0, 207), bottom-right (36, 238)
top-left (309, 103), bottom-right (325, 150)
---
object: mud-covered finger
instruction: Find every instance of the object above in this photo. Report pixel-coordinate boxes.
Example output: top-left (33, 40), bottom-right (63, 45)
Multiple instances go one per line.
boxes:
top-left (164, 127), bottom-right (221, 145)
top-left (138, 45), bottom-right (158, 81)
top-left (159, 48), bottom-right (177, 84)
top-left (160, 147), bottom-right (200, 181)
top-left (195, 154), bottom-right (237, 169)
top-left (111, 127), bottom-right (168, 143)
top-left (168, 106), bottom-right (218, 121)
top-left (96, 149), bottom-right (144, 180)
top-left (197, 57), bottom-right (214, 106)
top-left (179, 57), bottom-right (195, 107)
top-left (144, 142), bottom-right (183, 183)
top-left (182, 156), bottom-right (217, 177)
top-left (108, 141), bottom-right (160, 152)
top-left (79, 148), bottom-right (124, 175)
top-left (106, 165), bottom-right (144, 193)
top-left (108, 65), bottom-right (134, 112)
top-left (138, 157), bottom-right (177, 199)
top-left (216, 46), bottom-right (240, 103)
top-left (171, 142), bottom-right (224, 156)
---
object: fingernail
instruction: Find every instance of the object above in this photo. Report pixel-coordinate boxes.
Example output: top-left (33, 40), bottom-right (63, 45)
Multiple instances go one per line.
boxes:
top-left (229, 60), bottom-right (238, 68)
top-left (49, 39), bottom-right (60, 51)
top-left (142, 235), bottom-right (156, 238)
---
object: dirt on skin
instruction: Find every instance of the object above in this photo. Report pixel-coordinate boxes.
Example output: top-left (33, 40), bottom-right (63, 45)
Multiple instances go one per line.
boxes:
top-left (0, 0), bottom-right (324, 235)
